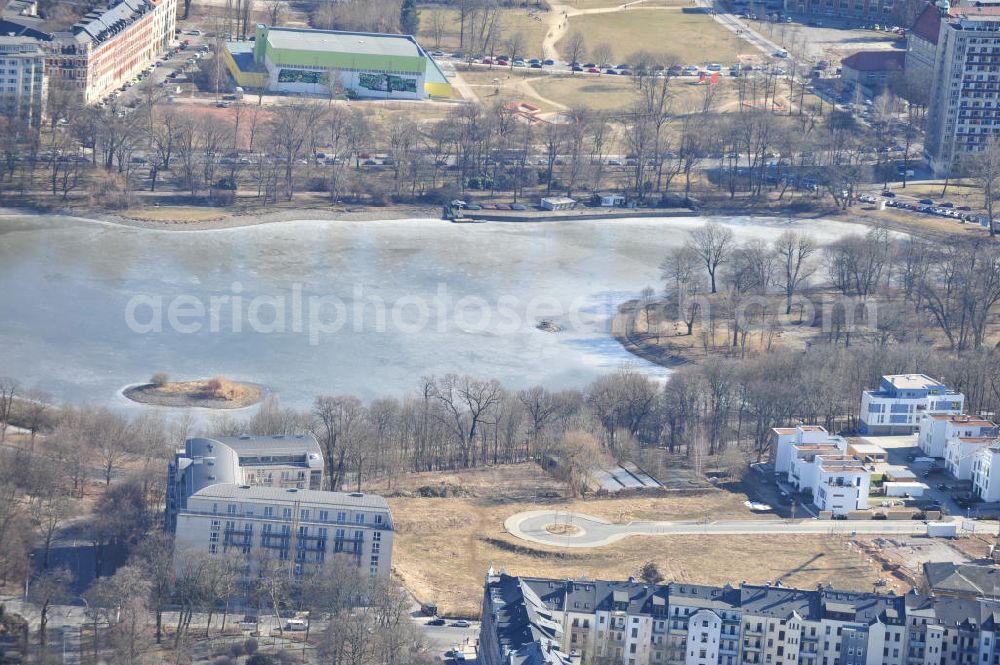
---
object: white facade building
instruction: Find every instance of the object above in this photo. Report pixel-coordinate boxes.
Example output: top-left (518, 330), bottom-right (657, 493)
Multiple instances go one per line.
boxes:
top-left (0, 36), bottom-right (46, 125)
top-left (972, 445), bottom-right (1000, 503)
top-left (919, 414), bottom-right (997, 459)
top-left (860, 374), bottom-right (964, 435)
top-left (945, 437), bottom-right (996, 480)
top-left (166, 434), bottom-right (325, 531)
top-left (772, 425), bottom-right (841, 476)
top-left (813, 456), bottom-right (871, 515)
top-left (173, 484), bottom-right (393, 578)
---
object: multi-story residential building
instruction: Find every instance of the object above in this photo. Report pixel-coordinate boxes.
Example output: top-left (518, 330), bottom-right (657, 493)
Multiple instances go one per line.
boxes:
top-left (911, 0), bottom-right (1000, 177)
top-left (166, 434), bottom-right (324, 531)
top-left (812, 456), bottom-right (871, 515)
top-left (172, 484), bottom-right (393, 578)
top-left (46, 0), bottom-right (176, 104)
top-left (945, 436), bottom-right (997, 480)
top-left (859, 374), bottom-right (964, 435)
top-left (0, 36), bottom-right (46, 125)
top-left (919, 414), bottom-right (997, 458)
top-left (482, 574), bottom-right (921, 665)
top-left (1, 0), bottom-right (175, 106)
top-left (479, 573), bottom-right (573, 665)
top-left (971, 443), bottom-right (1000, 502)
top-left (772, 425), bottom-right (843, 477)
top-left (788, 446), bottom-right (849, 492)
top-left (922, 562), bottom-right (1000, 599)
top-left (783, 0), bottom-right (899, 25)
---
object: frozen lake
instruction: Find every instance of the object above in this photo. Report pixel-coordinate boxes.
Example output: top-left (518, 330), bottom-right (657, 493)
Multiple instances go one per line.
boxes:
top-left (0, 213), bottom-right (864, 409)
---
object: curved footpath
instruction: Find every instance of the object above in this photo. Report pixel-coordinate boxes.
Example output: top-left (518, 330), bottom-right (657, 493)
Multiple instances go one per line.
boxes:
top-left (504, 510), bottom-right (991, 549)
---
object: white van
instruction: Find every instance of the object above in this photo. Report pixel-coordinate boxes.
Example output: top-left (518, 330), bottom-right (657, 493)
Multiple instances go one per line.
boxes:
top-left (285, 619), bottom-right (307, 631)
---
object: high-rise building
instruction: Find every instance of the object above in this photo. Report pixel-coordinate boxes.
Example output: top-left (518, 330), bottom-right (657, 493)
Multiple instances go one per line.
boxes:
top-left (0, 36), bottom-right (47, 125)
top-left (909, 0), bottom-right (1000, 175)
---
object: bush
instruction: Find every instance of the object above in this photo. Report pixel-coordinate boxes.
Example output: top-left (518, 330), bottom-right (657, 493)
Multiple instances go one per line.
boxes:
top-left (150, 371), bottom-right (169, 387)
top-left (872, 513), bottom-right (887, 520)
top-left (246, 654), bottom-right (275, 665)
top-left (640, 561), bottom-right (663, 584)
top-left (212, 656), bottom-right (234, 665)
top-left (420, 185), bottom-right (460, 205)
top-left (244, 638), bottom-right (258, 655)
top-left (912, 512), bottom-right (927, 520)
top-left (228, 643), bottom-right (245, 658)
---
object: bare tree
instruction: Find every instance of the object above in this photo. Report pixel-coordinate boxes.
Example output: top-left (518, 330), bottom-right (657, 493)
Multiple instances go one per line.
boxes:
top-left (564, 31), bottom-right (586, 72)
top-left (773, 229), bottom-right (817, 314)
top-left (0, 377), bottom-right (17, 441)
top-left (591, 43), bottom-right (613, 70)
top-left (686, 222), bottom-right (734, 293)
top-left (28, 567), bottom-right (73, 661)
top-left (971, 135), bottom-right (1000, 237)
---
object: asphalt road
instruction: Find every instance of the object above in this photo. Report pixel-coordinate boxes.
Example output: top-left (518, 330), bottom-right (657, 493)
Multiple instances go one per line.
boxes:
top-left (504, 510), bottom-right (993, 548)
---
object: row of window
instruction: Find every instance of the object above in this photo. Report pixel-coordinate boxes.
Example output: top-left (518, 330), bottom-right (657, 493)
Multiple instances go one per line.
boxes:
top-left (216, 502), bottom-right (384, 525)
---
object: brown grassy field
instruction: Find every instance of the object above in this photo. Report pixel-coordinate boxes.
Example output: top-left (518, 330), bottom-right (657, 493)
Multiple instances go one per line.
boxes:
top-left (418, 7), bottom-right (551, 56)
top-left (560, 9), bottom-right (741, 65)
top-left (367, 464), bottom-right (882, 617)
top-left (563, 0), bottom-right (694, 8)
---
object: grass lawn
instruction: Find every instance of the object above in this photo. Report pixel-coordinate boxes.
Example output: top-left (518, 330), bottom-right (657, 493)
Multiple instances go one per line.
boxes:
top-left (367, 464), bottom-right (883, 617)
top-left (563, 0), bottom-right (694, 7)
top-left (121, 206), bottom-right (232, 222)
top-left (418, 7), bottom-right (551, 58)
top-left (533, 75), bottom-right (642, 111)
top-left (561, 9), bottom-right (741, 65)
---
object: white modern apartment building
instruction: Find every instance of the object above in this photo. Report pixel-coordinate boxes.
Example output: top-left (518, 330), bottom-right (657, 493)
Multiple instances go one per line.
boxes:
top-left (0, 36), bottom-right (46, 125)
top-left (859, 374), bottom-right (964, 435)
top-left (971, 444), bottom-right (1000, 502)
top-left (173, 484), bottom-right (393, 577)
top-left (918, 414), bottom-right (997, 458)
top-left (166, 434), bottom-right (325, 531)
top-left (771, 425), bottom-right (843, 477)
top-left (812, 456), bottom-right (871, 515)
top-left (945, 436), bottom-right (996, 480)
top-left (788, 445), bottom-right (846, 493)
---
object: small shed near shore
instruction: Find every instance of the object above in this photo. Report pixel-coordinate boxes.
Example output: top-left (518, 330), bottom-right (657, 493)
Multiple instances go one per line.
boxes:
top-left (540, 196), bottom-right (576, 211)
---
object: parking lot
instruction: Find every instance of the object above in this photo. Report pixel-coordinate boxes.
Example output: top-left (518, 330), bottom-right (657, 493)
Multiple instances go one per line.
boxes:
top-left (96, 26), bottom-right (211, 109)
top-left (858, 190), bottom-right (986, 226)
top-left (857, 434), bottom-right (994, 518)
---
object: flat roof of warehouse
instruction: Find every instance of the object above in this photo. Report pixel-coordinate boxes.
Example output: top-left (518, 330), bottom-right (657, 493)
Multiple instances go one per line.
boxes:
top-left (265, 26), bottom-right (422, 58)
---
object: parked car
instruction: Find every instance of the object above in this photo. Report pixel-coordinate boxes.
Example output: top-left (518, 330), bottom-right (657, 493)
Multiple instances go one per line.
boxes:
top-left (530, 62), bottom-right (543, 68)
top-left (452, 620), bottom-right (472, 628)
top-left (426, 618), bottom-right (446, 626)
top-left (510, 203), bottom-right (527, 211)
top-left (881, 190), bottom-right (895, 197)
top-left (543, 58), bottom-right (556, 65)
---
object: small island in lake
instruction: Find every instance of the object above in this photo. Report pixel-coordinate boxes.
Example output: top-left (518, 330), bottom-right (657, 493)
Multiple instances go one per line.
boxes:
top-left (124, 373), bottom-right (263, 409)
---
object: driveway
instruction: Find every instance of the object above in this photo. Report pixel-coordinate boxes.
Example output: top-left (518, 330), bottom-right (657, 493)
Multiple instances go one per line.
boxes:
top-left (504, 510), bottom-right (989, 548)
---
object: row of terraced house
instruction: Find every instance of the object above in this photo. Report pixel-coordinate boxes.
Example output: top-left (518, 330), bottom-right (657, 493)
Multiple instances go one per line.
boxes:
top-left (482, 569), bottom-right (1000, 665)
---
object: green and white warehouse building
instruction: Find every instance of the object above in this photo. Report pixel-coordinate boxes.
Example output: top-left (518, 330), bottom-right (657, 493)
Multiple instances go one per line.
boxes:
top-left (224, 24), bottom-right (452, 99)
